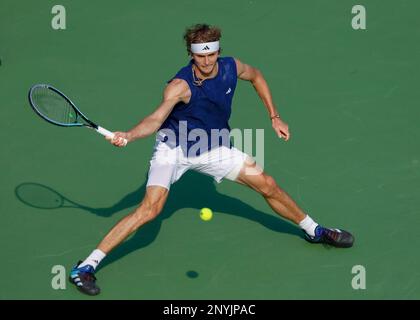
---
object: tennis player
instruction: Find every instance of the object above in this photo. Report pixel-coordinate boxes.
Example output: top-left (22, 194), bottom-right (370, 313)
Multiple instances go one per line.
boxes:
top-left (69, 24), bottom-right (354, 295)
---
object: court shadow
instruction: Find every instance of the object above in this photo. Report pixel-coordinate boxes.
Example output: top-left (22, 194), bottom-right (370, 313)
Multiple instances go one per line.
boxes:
top-left (97, 171), bottom-right (303, 271)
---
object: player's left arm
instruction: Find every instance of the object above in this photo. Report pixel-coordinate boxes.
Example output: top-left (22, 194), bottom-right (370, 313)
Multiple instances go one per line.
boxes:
top-left (235, 58), bottom-right (290, 141)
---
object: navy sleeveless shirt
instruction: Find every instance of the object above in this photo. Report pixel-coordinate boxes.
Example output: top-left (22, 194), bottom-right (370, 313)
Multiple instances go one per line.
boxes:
top-left (158, 56), bottom-right (237, 156)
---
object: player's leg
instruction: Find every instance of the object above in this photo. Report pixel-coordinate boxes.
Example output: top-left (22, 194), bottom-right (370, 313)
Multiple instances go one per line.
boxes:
top-left (69, 186), bottom-right (169, 295)
top-left (97, 185), bottom-right (169, 253)
top-left (193, 147), bottom-right (307, 224)
top-left (69, 141), bottom-right (183, 295)
top-left (194, 147), bottom-right (307, 224)
top-left (235, 160), bottom-right (306, 224)
top-left (233, 160), bottom-right (354, 248)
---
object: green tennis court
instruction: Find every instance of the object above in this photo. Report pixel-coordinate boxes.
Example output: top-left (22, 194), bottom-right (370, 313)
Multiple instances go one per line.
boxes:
top-left (1, 0), bottom-right (419, 299)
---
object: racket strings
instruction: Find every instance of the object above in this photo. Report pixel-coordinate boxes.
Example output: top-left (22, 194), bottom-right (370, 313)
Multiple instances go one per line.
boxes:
top-left (31, 86), bottom-right (78, 125)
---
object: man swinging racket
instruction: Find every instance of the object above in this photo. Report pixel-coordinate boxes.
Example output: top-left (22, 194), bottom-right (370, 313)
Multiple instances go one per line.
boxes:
top-left (69, 24), bottom-right (354, 296)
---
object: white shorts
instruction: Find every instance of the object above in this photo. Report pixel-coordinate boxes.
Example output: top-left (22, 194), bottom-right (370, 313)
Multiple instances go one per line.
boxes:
top-left (146, 140), bottom-right (252, 190)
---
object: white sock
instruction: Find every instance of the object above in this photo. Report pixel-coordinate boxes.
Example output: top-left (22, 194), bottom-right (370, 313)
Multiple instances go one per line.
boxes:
top-left (299, 215), bottom-right (319, 237)
top-left (79, 249), bottom-right (106, 270)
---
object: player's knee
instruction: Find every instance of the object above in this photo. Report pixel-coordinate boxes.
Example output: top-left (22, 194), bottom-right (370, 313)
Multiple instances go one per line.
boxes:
top-left (134, 198), bottom-right (163, 223)
top-left (148, 202), bottom-right (163, 221)
top-left (259, 175), bottom-right (278, 198)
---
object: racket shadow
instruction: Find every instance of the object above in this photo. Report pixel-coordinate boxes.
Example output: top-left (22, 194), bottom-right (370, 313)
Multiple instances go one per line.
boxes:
top-left (14, 182), bottom-right (137, 216)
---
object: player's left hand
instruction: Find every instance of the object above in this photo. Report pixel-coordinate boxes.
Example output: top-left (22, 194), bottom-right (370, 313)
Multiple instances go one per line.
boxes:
top-left (272, 117), bottom-right (290, 141)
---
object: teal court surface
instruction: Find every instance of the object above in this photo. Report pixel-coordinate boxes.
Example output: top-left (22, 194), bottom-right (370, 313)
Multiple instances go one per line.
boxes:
top-left (1, 0), bottom-right (419, 299)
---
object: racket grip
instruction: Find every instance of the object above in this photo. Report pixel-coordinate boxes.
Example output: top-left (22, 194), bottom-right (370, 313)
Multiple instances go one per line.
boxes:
top-left (96, 126), bottom-right (128, 145)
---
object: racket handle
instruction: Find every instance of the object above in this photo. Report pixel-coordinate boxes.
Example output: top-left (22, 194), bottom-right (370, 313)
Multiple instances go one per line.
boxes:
top-left (96, 126), bottom-right (128, 146)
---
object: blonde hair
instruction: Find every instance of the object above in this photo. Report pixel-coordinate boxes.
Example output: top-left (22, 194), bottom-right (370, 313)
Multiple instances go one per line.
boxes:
top-left (183, 24), bottom-right (222, 55)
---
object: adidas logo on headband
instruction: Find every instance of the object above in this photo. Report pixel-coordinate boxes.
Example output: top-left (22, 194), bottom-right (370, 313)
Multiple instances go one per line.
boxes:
top-left (202, 45), bottom-right (210, 50)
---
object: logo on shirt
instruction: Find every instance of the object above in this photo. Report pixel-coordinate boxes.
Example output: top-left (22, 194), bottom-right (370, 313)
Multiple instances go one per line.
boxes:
top-left (226, 87), bottom-right (232, 95)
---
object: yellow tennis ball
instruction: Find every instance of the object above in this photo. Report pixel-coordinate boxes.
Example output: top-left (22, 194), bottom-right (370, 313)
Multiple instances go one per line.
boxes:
top-left (200, 208), bottom-right (213, 221)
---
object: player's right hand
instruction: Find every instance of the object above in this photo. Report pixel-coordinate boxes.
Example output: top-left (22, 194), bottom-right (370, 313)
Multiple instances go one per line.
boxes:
top-left (106, 131), bottom-right (130, 147)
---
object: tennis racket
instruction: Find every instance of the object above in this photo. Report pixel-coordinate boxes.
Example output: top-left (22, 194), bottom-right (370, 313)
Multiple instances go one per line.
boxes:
top-left (28, 84), bottom-right (127, 145)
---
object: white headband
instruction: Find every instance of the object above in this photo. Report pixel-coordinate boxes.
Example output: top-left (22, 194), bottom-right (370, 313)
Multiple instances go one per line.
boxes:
top-left (190, 41), bottom-right (220, 54)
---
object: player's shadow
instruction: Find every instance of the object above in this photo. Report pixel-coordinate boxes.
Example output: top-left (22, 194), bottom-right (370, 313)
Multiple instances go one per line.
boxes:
top-left (15, 173), bottom-right (304, 271)
top-left (93, 171), bottom-right (303, 271)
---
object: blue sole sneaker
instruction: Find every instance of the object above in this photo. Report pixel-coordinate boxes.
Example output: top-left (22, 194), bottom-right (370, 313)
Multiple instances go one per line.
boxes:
top-left (69, 261), bottom-right (100, 296)
top-left (304, 225), bottom-right (354, 248)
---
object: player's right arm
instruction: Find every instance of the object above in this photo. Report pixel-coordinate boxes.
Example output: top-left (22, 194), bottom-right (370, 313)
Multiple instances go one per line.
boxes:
top-left (109, 79), bottom-right (191, 147)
